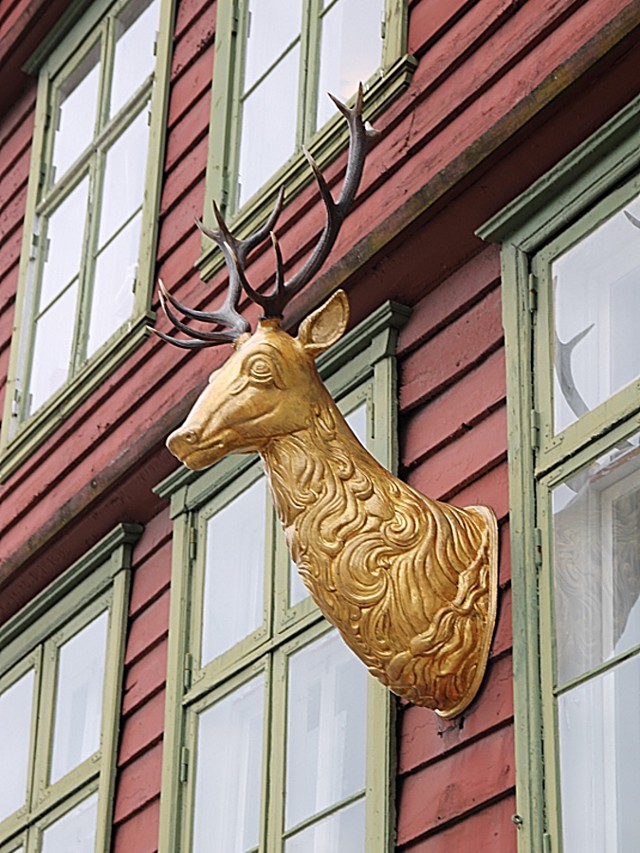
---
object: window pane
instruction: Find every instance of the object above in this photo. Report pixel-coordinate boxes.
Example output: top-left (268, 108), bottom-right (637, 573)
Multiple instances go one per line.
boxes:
top-left (346, 403), bottom-right (367, 444)
top-left (39, 177), bottom-right (89, 310)
top-left (98, 107), bottom-right (149, 246)
top-left (110, 0), bottom-right (160, 117)
top-left (29, 281), bottom-right (79, 414)
top-left (553, 192), bottom-right (640, 432)
top-left (87, 212), bottom-right (141, 357)
top-left (41, 792), bottom-right (98, 853)
top-left (51, 43), bottom-right (101, 180)
top-left (202, 477), bottom-right (266, 664)
top-left (553, 435), bottom-right (640, 685)
top-left (558, 654), bottom-right (640, 853)
top-left (50, 611), bottom-right (109, 783)
top-left (316, 0), bottom-right (384, 129)
top-left (243, 0), bottom-right (303, 92)
top-left (285, 797), bottom-right (365, 853)
top-left (237, 46), bottom-right (300, 208)
top-left (0, 669), bottom-right (34, 823)
top-left (285, 631), bottom-right (367, 830)
top-left (288, 404), bottom-right (367, 607)
top-left (193, 675), bottom-right (265, 853)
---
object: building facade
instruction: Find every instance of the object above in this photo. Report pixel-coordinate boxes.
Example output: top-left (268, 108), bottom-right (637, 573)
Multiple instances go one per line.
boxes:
top-left (0, 0), bottom-right (639, 850)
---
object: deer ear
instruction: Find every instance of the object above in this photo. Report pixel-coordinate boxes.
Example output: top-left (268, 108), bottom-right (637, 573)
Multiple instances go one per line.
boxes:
top-left (298, 290), bottom-right (350, 358)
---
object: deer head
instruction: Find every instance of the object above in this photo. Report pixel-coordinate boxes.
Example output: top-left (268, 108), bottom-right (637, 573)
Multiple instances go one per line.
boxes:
top-left (152, 88), bottom-right (498, 717)
top-left (153, 86), bottom-right (373, 467)
top-left (166, 290), bottom-right (349, 470)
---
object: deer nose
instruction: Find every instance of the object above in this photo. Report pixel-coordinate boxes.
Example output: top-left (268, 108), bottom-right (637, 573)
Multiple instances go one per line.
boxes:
top-left (167, 425), bottom-right (200, 459)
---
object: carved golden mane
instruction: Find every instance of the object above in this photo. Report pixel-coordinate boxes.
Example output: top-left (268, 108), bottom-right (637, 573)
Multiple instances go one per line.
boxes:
top-left (262, 399), bottom-right (497, 713)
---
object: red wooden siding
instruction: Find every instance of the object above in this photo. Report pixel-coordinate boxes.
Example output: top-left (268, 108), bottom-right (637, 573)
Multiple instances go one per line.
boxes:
top-left (0, 84), bottom-right (34, 424)
top-left (113, 509), bottom-right (172, 852)
top-left (395, 248), bottom-right (514, 849)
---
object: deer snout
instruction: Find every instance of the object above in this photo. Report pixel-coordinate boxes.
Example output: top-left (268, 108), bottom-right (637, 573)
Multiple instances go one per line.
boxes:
top-left (167, 425), bottom-right (200, 460)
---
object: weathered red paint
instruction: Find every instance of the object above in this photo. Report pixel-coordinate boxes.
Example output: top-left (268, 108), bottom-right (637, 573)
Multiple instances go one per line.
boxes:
top-left (396, 724), bottom-right (515, 844)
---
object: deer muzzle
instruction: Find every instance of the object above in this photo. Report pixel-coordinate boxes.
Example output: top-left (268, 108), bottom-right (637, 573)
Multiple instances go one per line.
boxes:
top-left (167, 426), bottom-right (201, 464)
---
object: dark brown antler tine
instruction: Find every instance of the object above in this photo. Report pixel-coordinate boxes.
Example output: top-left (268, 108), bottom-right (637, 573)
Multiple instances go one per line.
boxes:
top-left (158, 283), bottom-right (240, 344)
top-left (147, 326), bottom-right (212, 349)
top-left (236, 187), bottom-right (285, 262)
top-left (201, 189), bottom-right (287, 317)
top-left (158, 279), bottom-right (242, 331)
top-left (235, 231), bottom-right (289, 317)
top-left (328, 83), bottom-right (375, 213)
top-left (278, 86), bottom-right (372, 306)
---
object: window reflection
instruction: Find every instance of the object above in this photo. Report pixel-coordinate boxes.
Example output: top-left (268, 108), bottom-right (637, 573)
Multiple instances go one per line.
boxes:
top-left (193, 675), bottom-right (264, 853)
top-left (202, 477), bottom-right (266, 663)
top-left (40, 793), bottom-right (98, 853)
top-left (285, 631), bottom-right (367, 832)
top-left (553, 435), bottom-right (640, 685)
top-left (0, 670), bottom-right (34, 823)
top-left (559, 655), bottom-right (640, 853)
top-left (553, 193), bottom-right (640, 432)
top-left (51, 44), bottom-right (101, 181)
top-left (50, 611), bottom-right (108, 784)
top-left (316, 0), bottom-right (384, 129)
top-left (110, 0), bottom-right (160, 117)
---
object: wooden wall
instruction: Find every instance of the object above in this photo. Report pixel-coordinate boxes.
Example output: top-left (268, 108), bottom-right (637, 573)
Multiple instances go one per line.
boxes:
top-left (394, 247), bottom-right (514, 850)
top-left (1, 0), bottom-right (640, 850)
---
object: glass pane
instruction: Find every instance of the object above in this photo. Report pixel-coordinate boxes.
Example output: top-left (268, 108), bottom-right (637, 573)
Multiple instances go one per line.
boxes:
top-left (87, 213), bottom-right (141, 357)
top-left (110, 0), bottom-right (160, 117)
top-left (29, 281), bottom-right (79, 414)
top-left (346, 404), bottom-right (367, 444)
top-left (50, 611), bottom-right (109, 784)
top-left (558, 654), bottom-right (640, 853)
top-left (553, 434), bottom-right (640, 685)
top-left (202, 477), bottom-right (266, 664)
top-left (39, 178), bottom-right (89, 310)
top-left (41, 792), bottom-right (98, 853)
top-left (193, 675), bottom-right (264, 853)
top-left (553, 192), bottom-right (640, 432)
top-left (288, 404), bottom-right (367, 607)
top-left (237, 46), bottom-right (300, 208)
top-left (51, 43), bottom-right (101, 180)
top-left (316, 0), bottom-right (384, 129)
top-left (98, 108), bottom-right (149, 246)
top-left (0, 670), bottom-right (34, 823)
top-left (243, 0), bottom-right (303, 92)
top-left (289, 556), bottom-right (308, 608)
top-left (285, 797), bottom-right (365, 853)
top-left (285, 631), bottom-right (367, 830)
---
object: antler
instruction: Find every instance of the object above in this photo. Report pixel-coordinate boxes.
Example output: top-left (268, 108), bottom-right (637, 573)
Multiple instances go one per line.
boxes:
top-left (221, 84), bottom-right (376, 318)
top-left (151, 84), bottom-right (374, 346)
top-left (149, 188), bottom-right (285, 349)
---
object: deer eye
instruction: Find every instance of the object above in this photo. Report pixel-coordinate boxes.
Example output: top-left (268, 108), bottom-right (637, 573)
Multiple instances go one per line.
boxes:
top-left (247, 356), bottom-right (273, 383)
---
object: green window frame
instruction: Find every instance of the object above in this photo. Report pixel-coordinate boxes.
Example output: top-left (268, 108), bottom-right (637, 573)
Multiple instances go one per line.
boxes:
top-left (197, 0), bottom-right (415, 280)
top-left (156, 300), bottom-right (410, 853)
top-left (0, 524), bottom-right (141, 853)
top-left (479, 94), bottom-right (640, 853)
top-left (0, 0), bottom-right (175, 481)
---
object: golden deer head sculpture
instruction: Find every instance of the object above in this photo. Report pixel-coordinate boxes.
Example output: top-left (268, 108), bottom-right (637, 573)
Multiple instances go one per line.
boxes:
top-left (152, 88), bottom-right (498, 717)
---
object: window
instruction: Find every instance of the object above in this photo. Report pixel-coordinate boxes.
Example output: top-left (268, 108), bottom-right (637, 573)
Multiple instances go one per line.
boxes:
top-left (479, 94), bottom-right (640, 853)
top-left (198, 0), bottom-right (414, 279)
top-left (1, 0), bottom-right (173, 479)
top-left (157, 300), bottom-right (410, 853)
top-left (0, 524), bottom-right (140, 853)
